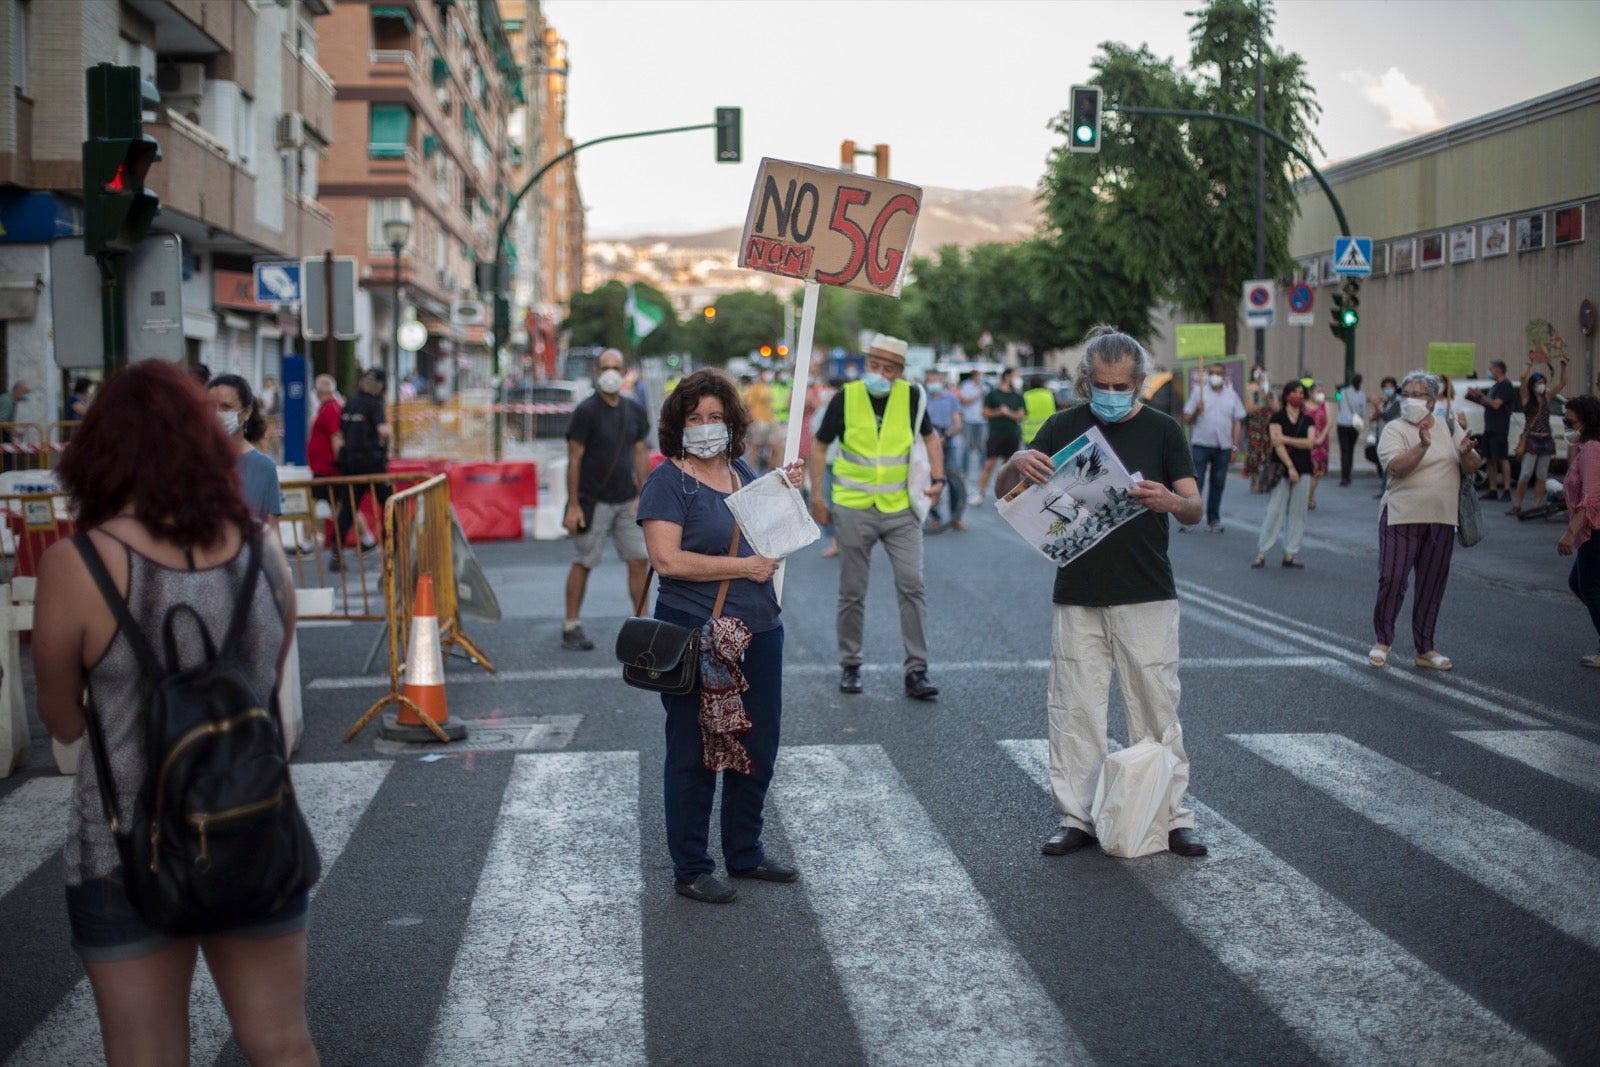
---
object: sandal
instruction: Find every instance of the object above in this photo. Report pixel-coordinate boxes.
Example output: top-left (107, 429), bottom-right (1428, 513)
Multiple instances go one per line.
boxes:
top-left (1282, 556), bottom-right (1304, 569)
top-left (1368, 645), bottom-right (1389, 668)
top-left (1505, 506), bottom-right (1521, 516)
top-left (1250, 555), bottom-right (1266, 569)
top-left (1415, 651), bottom-right (1453, 671)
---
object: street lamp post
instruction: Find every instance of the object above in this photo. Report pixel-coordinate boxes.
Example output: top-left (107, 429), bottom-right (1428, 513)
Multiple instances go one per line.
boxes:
top-left (383, 217), bottom-right (411, 457)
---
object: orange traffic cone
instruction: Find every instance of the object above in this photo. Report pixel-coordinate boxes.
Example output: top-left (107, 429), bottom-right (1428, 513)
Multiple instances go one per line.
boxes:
top-left (381, 573), bottom-right (466, 743)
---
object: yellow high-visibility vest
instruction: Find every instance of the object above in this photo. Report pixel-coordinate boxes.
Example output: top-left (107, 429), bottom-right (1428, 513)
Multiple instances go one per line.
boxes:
top-left (832, 380), bottom-right (912, 513)
top-left (771, 380), bottom-right (791, 422)
top-left (664, 376), bottom-right (680, 395)
top-left (1023, 387), bottom-right (1056, 443)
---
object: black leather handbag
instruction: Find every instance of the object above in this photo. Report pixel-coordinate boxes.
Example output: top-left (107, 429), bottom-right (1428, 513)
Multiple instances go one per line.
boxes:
top-left (616, 523), bottom-right (742, 695)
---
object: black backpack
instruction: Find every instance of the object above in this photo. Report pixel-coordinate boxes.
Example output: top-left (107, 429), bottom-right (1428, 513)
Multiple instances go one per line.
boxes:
top-left (73, 531), bottom-right (321, 936)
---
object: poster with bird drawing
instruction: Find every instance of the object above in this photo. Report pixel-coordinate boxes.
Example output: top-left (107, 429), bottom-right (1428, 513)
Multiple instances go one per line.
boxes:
top-left (997, 426), bottom-right (1146, 567)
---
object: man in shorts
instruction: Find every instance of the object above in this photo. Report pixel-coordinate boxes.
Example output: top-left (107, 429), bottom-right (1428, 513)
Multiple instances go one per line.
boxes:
top-left (1465, 360), bottom-right (1517, 501)
top-left (563, 349), bottom-right (650, 651)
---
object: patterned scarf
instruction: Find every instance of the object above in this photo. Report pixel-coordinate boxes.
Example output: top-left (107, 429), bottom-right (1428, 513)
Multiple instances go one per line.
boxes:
top-left (698, 615), bottom-right (754, 774)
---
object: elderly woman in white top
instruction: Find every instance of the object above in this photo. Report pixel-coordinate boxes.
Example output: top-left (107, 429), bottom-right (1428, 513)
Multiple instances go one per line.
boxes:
top-left (1369, 370), bottom-right (1482, 671)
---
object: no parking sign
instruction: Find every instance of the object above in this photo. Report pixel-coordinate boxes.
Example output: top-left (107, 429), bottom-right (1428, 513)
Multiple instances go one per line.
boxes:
top-left (1243, 278), bottom-right (1276, 328)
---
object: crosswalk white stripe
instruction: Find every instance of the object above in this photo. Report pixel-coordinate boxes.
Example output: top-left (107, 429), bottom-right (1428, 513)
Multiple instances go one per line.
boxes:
top-left (1453, 731), bottom-right (1600, 795)
top-left (6, 761), bottom-right (393, 1067)
top-left (998, 739), bottom-right (1555, 1066)
top-left (1233, 733), bottom-right (1600, 952)
top-left (0, 778), bottom-right (72, 900)
top-left (426, 751), bottom-right (644, 1067)
top-left (774, 744), bottom-right (1092, 1066)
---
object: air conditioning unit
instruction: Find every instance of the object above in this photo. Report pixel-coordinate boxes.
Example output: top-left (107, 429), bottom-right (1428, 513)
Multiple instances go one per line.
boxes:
top-left (275, 112), bottom-right (304, 148)
top-left (451, 299), bottom-right (486, 326)
top-left (156, 62), bottom-right (206, 100)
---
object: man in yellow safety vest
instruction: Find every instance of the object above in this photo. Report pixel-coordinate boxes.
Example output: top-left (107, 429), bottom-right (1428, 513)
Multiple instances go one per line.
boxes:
top-left (1022, 374), bottom-right (1058, 443)
top-left (809, 334), bottom-right (946, 700)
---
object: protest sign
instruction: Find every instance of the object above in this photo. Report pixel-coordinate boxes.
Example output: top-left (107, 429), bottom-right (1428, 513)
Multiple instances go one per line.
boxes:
top-left (1426, 342), bottom-right (1476, 377)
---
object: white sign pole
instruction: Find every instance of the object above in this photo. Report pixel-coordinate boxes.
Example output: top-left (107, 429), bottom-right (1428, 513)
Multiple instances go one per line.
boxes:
top-left (772, 280), bottom-right (820, 606)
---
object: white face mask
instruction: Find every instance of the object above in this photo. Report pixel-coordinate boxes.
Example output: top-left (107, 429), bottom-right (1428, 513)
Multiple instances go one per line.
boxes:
top-left (218, 410), bottom-right (241, 436)
top-left (1400, 398), bottom-right (1430, 425)
top-left (1566, 429), bottom-right (1582, 444)
top-left (1313, 391), bottom-right (1326, 404)
top-left (1208, 374), bottom-right (1224, 389)
top-left (1534, 382), bottom-right (1547, 395)
top-left (682, 422), bottom-right (729, 459)
top-left (597, 369), bottom-right (624, 395)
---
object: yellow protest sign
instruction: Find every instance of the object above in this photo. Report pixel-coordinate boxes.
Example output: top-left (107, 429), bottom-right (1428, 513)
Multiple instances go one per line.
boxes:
top-left (1175, 323), bottom-right (1226, 360)
top-left (1426, 342), bottom-right (1477, 376)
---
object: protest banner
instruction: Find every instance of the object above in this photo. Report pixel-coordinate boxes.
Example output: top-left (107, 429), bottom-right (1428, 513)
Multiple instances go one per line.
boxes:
top-left (1426, 342), bottom-right (1477, 377)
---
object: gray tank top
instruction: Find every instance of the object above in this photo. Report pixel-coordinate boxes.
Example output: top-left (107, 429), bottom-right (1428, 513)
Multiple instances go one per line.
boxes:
top-left (65, 537), bottom-right (288, 886)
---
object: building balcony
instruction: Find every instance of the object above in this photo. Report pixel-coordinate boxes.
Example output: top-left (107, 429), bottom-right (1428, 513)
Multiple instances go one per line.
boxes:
top-left (282, 41), bottom-right (336, 141)
top-left (284, 192), bottom-right (335, 256)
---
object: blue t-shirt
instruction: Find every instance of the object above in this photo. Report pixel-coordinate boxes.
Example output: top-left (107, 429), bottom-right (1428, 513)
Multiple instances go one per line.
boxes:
top-left (636, 457), bottom-right (781, 633)
top-left (237, 449), bottom-right (282, 518)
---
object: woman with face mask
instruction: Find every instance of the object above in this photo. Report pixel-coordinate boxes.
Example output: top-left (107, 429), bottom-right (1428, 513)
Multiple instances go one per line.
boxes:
top-left (1509, 358), bottom-right (1569, 515)
top-left (1251, 381), bottom-right (1317, 569)
top-left (1367, 370), bottom-right (1482, 671)
top-left (636, 370), bottom-right (806, 904)
top-left (1556, 395), bottom-right (1600, 667)
top-left (208, 374), bottom-right (281, 523)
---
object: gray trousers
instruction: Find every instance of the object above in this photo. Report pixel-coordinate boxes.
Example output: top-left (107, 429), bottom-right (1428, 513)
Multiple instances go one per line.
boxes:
top-left (833, 505), bottom-right (928, 673)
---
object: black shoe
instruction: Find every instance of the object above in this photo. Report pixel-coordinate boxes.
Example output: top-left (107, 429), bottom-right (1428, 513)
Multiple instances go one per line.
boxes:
top-left (904, 669), bottom-right (939, 700)
top-left (1500, 491), bottom-right (1512, 502)
top-left (729, 859), bottom-right (799, 883)
top-left (924, 520), bottom-right (947, 535)
top-left (1042, 827), bottom-right (1097, 856)
top-left (1168, 827), bottom-right (1209, 857)
top-left (839, 665), bottom-right (863, 694)
top-left (561, 625), bottom-right (595, 651)
top-left (327, 552), bottom-right (343, 572)
top-left (674, 873), bottom-right (738, 903)
top-left (1282, 556), bottom-right (1304, 569)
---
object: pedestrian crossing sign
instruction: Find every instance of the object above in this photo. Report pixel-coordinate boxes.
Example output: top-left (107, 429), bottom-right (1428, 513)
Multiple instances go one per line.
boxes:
top-left (1333, 237), bottom-right (1373, 276)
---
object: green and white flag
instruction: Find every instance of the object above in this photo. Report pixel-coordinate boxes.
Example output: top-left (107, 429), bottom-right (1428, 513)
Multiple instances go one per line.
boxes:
top-left (625, 284), bottom-right (667, 346)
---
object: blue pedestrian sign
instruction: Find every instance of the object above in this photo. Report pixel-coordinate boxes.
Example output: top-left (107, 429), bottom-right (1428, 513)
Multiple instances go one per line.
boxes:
top-left (254, 261), bottom-right (302, 304)
top-left (1333, 237), bottom-right (1372, 277)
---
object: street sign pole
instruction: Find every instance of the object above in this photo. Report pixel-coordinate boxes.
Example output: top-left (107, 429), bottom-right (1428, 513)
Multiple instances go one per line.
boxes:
top-left (1297, 325), bottom-right (1306, 379)
top-left (322, 249), bottom-right (335, 379)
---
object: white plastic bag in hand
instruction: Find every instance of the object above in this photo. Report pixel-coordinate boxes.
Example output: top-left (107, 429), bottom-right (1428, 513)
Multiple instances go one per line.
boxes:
top-left (1090, 724), bottom-right (1183, 858)
top-left (725, 470), bottom-right (821, 560)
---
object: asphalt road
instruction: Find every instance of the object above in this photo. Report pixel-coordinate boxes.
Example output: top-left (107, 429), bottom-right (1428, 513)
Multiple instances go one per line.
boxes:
top-left (1, 460), bottom-right (1595, 1067)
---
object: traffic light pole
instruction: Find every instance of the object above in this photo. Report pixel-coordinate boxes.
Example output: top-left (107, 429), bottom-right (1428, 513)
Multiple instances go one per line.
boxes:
top-left (96, 254), bottom-right (127, 377)
top-left (1106, 105), bottom-right (1357, 384)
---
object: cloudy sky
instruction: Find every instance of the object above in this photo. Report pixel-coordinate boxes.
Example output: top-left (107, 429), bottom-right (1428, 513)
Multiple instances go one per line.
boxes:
top-left (540, 0), bottom-right (1600, 238)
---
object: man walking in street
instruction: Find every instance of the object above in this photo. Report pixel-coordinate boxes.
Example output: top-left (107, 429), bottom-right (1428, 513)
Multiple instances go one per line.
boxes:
top-left (308, 373), bottom-right (373, 556)
top-left (331, 369), bottom-right (391, 570)
top-left (957, 370), bottom-right (987, 483)
top-left (1181, 362), bottom-right (1244, 532)
top-left (996, 325), bottom-right (1208, 859)
top-left (1336, 373), bottom-right (1367, 486)
top-left (810, 334), bottom-right (945, 700)
top-left (923, 369), bottom-right (966, 533)
top-left (1466, 360), bottom-right (1517, 501)
top-left (976, 367), bottom-right (1025, 503)
top-left (562, 349), bottom-right (650, 651)
top-left (744, 368), bottom-right (776, 472)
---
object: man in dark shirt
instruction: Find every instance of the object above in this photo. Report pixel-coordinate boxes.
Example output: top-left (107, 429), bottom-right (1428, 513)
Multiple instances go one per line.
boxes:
top-left (1465, 360), bottom-right (1517, 501)
top-left (995, 326), bottom-right (1208, 859)
top-left (562, 348), bottom-right (650, 651)
top-left (331, 368), bottom-right (391, 569)
top-left (977, 368), bottom-right (1026, 502)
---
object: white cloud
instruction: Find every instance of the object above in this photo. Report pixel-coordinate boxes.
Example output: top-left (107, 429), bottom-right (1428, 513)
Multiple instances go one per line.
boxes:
top-left (1340, 67), bottom-right (1444, 135)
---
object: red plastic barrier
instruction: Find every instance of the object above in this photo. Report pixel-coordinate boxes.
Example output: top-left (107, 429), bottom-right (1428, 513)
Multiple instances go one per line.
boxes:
top-left (649, 451), bottom-right (667, 470)
top-left (7, 512), bottom-right (75, 579)
top-left (446, 461), bottom-right (538, 542)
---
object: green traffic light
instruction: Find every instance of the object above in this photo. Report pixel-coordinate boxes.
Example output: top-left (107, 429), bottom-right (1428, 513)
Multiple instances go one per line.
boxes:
top-left (1342, 309), bottom-right (1358, 328)
top-left (1075, 124), bottom-right (1094, 143)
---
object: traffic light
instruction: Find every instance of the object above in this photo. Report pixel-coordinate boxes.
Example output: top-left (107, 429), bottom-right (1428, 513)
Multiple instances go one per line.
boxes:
top-left (759, 345), bottom-right (773, 358)
top-left (1339, 279), bottom-right (1360, 328)
top-left (1068, 85), bottom-right (1102, 154)
top-left (703, 306), bottom-right (716, 320)
top-left (715, 107), bottom-right (741, 163)
top-left (83, 64), bottom-right (161, 256)
top-left (776, 343), bottom-right (789, 358)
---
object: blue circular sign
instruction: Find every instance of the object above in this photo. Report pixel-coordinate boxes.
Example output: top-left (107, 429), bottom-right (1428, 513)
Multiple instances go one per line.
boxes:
top-left (1248, 285), bottom-right (1272, 308)
top-left (1289, 283), bottom-right (1314, 313)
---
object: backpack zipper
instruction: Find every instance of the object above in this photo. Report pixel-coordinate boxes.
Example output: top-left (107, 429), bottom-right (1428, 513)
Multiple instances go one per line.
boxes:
top-left (189, 786), bottom-right (287, 869)
top-left (150, 707), bottom-right (272, 873)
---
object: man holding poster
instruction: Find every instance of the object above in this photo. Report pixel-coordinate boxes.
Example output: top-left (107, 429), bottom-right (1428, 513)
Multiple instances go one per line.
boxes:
top-left (810, 334), bottom-right (945, 700)
top-left (995, 326), bottom-right (1209, 858)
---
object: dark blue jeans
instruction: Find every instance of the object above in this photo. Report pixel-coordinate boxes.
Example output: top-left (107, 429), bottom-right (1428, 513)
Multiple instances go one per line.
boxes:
top-left (928, 435), bottom-right (967, 523)
top-left (1571, 536), bottom-right (1600, 640)
top-left (658, 605), bottom-right (784, 883)
top-left (1191, 444), bottom-right (1232, 526)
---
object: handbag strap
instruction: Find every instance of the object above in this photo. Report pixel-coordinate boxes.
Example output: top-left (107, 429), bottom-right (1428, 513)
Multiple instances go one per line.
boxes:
top-left (633, 523), bottom-right (742, 617)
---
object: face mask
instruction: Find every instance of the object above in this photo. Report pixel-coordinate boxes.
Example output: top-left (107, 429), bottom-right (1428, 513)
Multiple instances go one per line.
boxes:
top-left (218, 410), bottom-right (241, 436)
top-left (597, 369), bottom-right (624, 395)
top-left (1089, 387), bottom-right (1135, 423)
top-left (1209, 374), bottom-right (1224, 389)
top-left (862, 373), bottom-right (892, 398)
top-left (926, 381), bottom-right (943, 395)
top-left (1286, 394), bottom-right (1303, 409)
top-left (682, 422), bottom-right (729, 459)
top-left (1313, 391), bottom-right (1326, 404)
top-left (1400, 398), bottom-right (1429, 424)
top-left (1534, 382), bottom-right (1547, 395)
top-left (1382, 386), bottom-right (1396, 398)
top-left (1564, 429), bottom-right (1582, 444)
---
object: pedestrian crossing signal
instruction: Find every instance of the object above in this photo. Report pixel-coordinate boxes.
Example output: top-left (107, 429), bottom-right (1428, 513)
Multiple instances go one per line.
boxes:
top-left (1068, 85), bottom-right (1102, 154)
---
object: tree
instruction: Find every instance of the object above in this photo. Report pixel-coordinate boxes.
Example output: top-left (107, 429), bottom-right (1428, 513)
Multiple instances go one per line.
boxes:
top-left (688, 288), bottom-right (784, 366)
top-left (562, 280), bottom-right (680, 357)
top-left (1042, 0), bottom-right (1320, 354)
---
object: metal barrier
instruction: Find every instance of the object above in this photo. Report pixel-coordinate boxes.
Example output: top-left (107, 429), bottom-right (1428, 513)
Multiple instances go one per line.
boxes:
top-left (278, 472), bottom-right (433, 618)
top-left (0, 423), bottom-right (55, 471)
top-left (343, 473), bottom-right (494, 742)
top-left (0, 489), bottom-right (73, 584)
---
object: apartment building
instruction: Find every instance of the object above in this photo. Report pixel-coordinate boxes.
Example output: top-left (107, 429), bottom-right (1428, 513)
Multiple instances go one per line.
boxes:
top-left (0, 0), bottom-right (335, 418)
top-left (318, 0), bottom-right (519, 393)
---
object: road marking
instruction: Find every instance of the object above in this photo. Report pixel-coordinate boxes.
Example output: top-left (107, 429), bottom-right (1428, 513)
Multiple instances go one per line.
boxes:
top-left (306, 656), bottom-right (1331, 690)
top-left (6, 762), bottom-right (392, 1067)
top-left (1232, 733), bottom-right (1600, 953)
top-left (1453, 731), bottom-right (1600, 795)
top-left (0, 777), bottom-right (71, 900)
top-left (774, 744), bottom-right (1092, 1066)
top-left (999, 739), bottom-right (1554, 1066)
top-left (426, 751), bottom-right (644, 1067)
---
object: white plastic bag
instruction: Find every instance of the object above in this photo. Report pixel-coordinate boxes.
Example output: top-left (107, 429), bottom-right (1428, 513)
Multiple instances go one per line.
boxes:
top-left (1090, 724), bottom-right (1183, 858)
top-left (725, 470), bottom-right (821, 560)
top-left (908, 386), bottom-right (933, 522)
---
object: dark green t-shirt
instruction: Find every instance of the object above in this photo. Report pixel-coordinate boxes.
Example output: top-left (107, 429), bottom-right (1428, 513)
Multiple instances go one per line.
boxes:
top-left (1027, 403), bottom-right (1196, 607)
top-left (985, 388), bottom-right (1025, 438)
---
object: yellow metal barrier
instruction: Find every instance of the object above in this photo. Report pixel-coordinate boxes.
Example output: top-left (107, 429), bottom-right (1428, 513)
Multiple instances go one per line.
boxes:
top-left (342, 474), bottom-right (494, 743)
top-left (0, 423), bottom-right (52, 471)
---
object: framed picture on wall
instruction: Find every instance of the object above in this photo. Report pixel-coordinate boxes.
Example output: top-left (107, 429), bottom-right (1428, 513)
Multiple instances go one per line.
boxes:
top-left (1516, 213), bottom-right (1546, 252)
top-left (1391, 237), bottom-right (1416, 273)
top-left (1554, 205), bottom-right (1585, 246)
top-left (1318, 253), bottom-right (1336, 285)
top-left (1419, 232), bottom-right (1445, 268)
top-left (1448, 227), bottom-right (1475, 263)
top-left (1369, 242), bottom-right (1389, 277)
top-left (1481, 219), bottom-right (1510, 257)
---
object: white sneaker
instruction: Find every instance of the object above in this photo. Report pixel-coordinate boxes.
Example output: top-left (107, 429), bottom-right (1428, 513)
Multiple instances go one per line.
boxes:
top-left (296, 538), bottom-right (317, 555)
top-left (1582, 651), bottom-right (1600, 668)
top-left (969, 497), bottom-right (984, 509)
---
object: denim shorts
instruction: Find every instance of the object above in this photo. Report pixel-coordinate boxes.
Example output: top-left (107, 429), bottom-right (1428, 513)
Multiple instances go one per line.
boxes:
top-left (66, 875), bottom-right (310, 963)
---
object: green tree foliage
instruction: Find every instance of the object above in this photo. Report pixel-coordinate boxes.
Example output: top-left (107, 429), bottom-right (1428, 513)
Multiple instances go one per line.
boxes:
top-left (685, 288), bottom-right (784, 366)
top-left (1042, 0), bottom-right (1320, 354)
top-left (562, 280), bottom-right (681, 357)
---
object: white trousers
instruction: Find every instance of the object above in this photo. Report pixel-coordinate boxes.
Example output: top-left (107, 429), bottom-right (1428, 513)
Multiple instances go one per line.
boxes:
top-left (1047, 600), bottom-right (1194, 833)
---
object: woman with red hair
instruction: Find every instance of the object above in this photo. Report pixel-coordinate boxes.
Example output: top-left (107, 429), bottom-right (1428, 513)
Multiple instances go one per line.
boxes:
top-left (31, 360), bottom-right (316, 1066)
